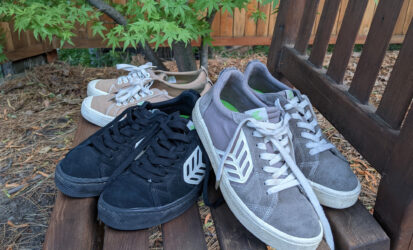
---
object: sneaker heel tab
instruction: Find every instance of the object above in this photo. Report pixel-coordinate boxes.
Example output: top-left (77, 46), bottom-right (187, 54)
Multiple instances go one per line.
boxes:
top-left (218, 67), bottom-right (240, 79)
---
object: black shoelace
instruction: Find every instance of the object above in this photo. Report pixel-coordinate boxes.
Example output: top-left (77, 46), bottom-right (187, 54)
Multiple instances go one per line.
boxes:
top-left (91, 107), bottom-right (165, 158)
top-left (131, 112), bottom-right (191, 183)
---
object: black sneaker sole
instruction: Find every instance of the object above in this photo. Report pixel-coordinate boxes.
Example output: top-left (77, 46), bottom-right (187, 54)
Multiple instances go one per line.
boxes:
top-left (55, 162), bottom-right (109, 198)
top-left (98, 186), bottom-right (201, 230)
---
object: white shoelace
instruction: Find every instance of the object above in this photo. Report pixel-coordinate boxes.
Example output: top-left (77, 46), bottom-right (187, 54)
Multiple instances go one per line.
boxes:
top-left (116, 63), bottom-right (155, 85)
top-left (284, 95), bottom-right (335, 155)
top-left (216, 115), bottom-right (334, 249)
top-left (115, 78), bottom-right (154, 106)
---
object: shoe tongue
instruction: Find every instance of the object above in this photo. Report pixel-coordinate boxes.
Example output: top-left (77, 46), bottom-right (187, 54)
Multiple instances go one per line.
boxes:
top-left (244, 106), bottom-right (280, 123)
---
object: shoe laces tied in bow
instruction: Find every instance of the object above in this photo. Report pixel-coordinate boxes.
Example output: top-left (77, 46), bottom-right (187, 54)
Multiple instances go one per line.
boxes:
top-left (116, 63), bottom-right (155, 85)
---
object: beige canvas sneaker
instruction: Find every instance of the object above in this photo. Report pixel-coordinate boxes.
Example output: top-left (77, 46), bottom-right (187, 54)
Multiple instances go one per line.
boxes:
top-left (87, 63), bottom-right (156, 96)
top-left (87, 63), bottom-right (211, 96)
top-left (82, 66), bottom-right (212, 127)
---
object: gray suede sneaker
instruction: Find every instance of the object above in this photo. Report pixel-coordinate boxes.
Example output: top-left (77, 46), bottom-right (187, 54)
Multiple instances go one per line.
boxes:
top-left (193, 68), bottom-right (334, 250)
top-left (243, 60), bottom-right (361, 209)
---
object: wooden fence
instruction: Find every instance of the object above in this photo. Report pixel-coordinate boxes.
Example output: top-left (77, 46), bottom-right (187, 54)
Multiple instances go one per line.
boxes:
top-left (2, 0), bottom-right (413, 62)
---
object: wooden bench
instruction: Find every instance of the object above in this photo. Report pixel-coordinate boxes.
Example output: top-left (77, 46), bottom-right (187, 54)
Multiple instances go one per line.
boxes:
top-left (267, 0), bottom-right (413, 249)
top-left (44, 0), bottom-right (412, 249)
top-left (43, 118), bottom-right (387, 250)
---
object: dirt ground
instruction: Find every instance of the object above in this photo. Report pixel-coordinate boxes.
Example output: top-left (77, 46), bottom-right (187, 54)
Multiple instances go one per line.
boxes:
top-left (0, 51), bottom-right (398, 249)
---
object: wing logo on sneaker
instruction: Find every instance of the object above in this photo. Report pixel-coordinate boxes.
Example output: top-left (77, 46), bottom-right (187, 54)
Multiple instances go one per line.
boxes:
top-left (215, 130), bottom-right (253, 184)
top-left (183, 146), bottom-right (207, 185)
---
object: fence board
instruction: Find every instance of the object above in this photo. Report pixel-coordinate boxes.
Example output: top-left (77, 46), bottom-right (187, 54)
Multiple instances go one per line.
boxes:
top-left (360, 0), bottom-right (377, 36)
top-left (394, 0), bottom-right (410, 35)
top-left (403, 0), bottom-right (413, 34)
top-left (257, 3), bottom-right (271, 36)
top-left (210, 11), bottom-right (221, 37)
top-left (234, 8), bottom-right (246, 37)
top-left (220, 10), bottom-right (233, 37)
top-left (2, 0), bottom-right (412, 62)
top-left (245, 0), bottom-right (258, 36)
top-left (268, 3), bottom-right (278, 37)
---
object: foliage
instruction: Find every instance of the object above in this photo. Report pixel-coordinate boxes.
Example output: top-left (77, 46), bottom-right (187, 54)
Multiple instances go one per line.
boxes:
top-left (0, 0), bottom-right (279, 63)
top-left (58, 48), bottom-right (132, 67)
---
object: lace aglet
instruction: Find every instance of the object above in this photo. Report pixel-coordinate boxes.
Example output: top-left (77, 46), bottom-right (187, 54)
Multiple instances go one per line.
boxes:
top-left (215, 178), bottom-right (220, 190)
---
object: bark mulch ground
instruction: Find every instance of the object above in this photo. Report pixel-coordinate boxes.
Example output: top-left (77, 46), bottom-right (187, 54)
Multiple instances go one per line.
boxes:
top-left (0, 51), bottom-right (398, 249)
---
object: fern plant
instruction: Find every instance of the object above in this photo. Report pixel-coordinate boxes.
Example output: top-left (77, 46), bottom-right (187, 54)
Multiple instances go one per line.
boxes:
top-left (0, 0), bottom-right (279, 70)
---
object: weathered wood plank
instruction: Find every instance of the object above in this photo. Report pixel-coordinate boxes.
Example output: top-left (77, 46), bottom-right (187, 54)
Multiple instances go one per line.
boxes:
top-left (403, 0), bottom-right (413, 34)
top-left (349, 0), bottom-right (405, 104)
top-left (245, 0), bottom-right (258, 37)
top-left (207, 180), bottom-right (267, 250)
top-left (332, 0), bottom-right (349, 36)
top-left (220, 10), bottom-right (234, 37)
top-left (310, 0), bottom-right (325, 37)
top-left (267, 0), bottom-right (306, 77)
top-left (325, 202), bottom-right (390, 249)
top-left (359, 0), bottom-right (377, 36)
top-left (211, 10), bottom-right (221, 37)
top-left (268, 3), bottom-right (279, 37)
top-left (8, 22), bottom-right (30, 50)
top-left (5, 43), bottom-right (55, 62)
top-left (376, 20), bottom-right (413, 129)
top-left (309, 0), bottom-right (341, 67)
top-left (279, 47), bottom-right (397, 174)
top-left (103, 227), bottom-right (149, 250)
top-left (327, 0), bottom-right (369, 84)
top-left (256, 3), bottom-right (271, 36)
top-left (44, 117), bottom-right (100, 250)
top-left (295, 0), bottom-right (321, 54)
top-left (393, 0), bottom-right (410, 35)
top-left (162, 203), bottom-right (207, 250)
top-left (0, 22), bottom-right (15, 52)
top-left (375, 105), bottom-right (413, 250)
top-left (233, 8), bottom-right (246, 37)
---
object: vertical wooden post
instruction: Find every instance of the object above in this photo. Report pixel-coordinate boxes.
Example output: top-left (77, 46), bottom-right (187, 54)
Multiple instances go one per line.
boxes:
top-left (374, 106), bottom-right (413, 250)
top-left (46, 50), bottom-right (58, 63)
top-left (267, 0), bottom-right (305, 77)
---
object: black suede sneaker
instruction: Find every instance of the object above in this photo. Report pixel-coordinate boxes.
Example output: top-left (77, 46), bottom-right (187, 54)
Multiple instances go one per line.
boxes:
top-left (98, 111), bottom-right (209, 230)
top-left (55, 90), bottom-right (200, 198)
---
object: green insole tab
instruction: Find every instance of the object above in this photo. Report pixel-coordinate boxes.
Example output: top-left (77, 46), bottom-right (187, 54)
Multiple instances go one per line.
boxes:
top-left (221, 100), bottom-right (240, 112)
top-left (253, 89), bottom-right (264, 94)
top-left (180, 114), bottom-right (190, 119)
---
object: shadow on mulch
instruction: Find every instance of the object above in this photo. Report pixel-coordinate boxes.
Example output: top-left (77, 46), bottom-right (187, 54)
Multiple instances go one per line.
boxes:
top-left (0, 50), bottom-right (398, 249)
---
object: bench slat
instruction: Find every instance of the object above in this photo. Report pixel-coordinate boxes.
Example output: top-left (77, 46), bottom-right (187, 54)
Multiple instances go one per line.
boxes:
top-left (267, 0), bottom-right (306, 77)
top-left (44, 117), bottom-right (101, 250)
top-left (325, 202), bottom-right (390, 249)
top-left (376, 20), bottom-right (413, 129)
top-left (349, 0), bottom-right (405, 104)
top-left (103, 227), bottom-right (149, 250)
top-left (375, 106), bottom-right (413, 249)
top-left (279, 47), bottom-right (396, 174)
top-left (207, 182), bottom-right (267, 250)
top-left (309, 0), bottom-right (341, 67)
top-left (162, 203), bottom-right (208, 250)
top-left (295, 0), bottom-right (321, 54)
top-left (327, 0), bottom-right (369, 84)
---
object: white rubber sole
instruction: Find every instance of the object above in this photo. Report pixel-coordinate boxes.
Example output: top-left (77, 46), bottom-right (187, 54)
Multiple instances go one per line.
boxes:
top-left (192, 100), bottom-right (323, 250)
top-left (81, 96), bottom-right (114, 127)
top-left (310, 180), bottom-right (361, 209)
top-left (87, 80), bottom-right (109, 96)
